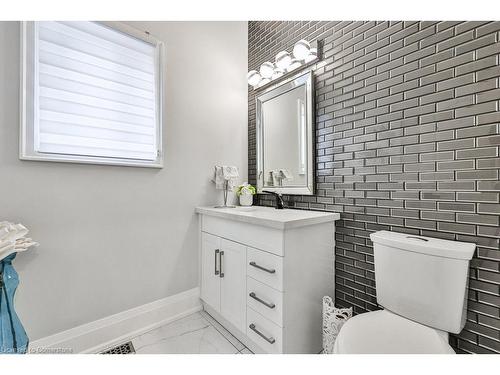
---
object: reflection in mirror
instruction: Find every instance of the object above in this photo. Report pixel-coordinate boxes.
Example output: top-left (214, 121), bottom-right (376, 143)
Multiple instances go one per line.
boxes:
top-left (256, 71), bottom-right (314, 195)
top-left (262, 85), bottom-right (307, 187)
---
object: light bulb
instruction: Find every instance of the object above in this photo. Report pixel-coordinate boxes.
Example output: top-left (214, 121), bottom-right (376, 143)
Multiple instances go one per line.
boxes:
top-left (247, 70), bottom-right (262, 86)
top-left (275, 51), bottom-right (292, 71)
top-left (304, 47), bottom-right (318, 63)
top-left (287, 58), bottom-right (302, 71)
top-left (259, 62), bottom-right (275, 79)
top-left (293, 39), bottom-right (311, 60)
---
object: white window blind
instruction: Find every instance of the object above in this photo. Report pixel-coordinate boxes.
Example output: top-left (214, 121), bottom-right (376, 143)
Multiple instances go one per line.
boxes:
top-left (21, 21), bottom-right (164, 167)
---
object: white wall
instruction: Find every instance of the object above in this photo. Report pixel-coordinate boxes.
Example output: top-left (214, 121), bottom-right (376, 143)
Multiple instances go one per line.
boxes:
top-left (0, 21), bottom-right (248, 340)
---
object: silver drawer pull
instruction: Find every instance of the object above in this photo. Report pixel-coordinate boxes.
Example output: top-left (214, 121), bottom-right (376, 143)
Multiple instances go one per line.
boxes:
top-left (220, 251), bottom-right (224, 278)
top-left (214, 249), bottom-right (220, 275)
top-left (249, 292), bottom-right (276, 309)
top-left (249, 261), bottom-right (276, 274)
top-left (249, 323), bottom-right (275, 344)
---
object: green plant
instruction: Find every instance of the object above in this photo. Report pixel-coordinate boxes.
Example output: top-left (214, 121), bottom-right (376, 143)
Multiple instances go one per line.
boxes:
top-left (236, 183), bottom-right (256, 196)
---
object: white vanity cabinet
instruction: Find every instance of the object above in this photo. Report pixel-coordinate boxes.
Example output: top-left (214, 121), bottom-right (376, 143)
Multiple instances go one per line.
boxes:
top-left (197, 206), bottom-right (339, 354)
top-left (200, 233), bottom-right (247, 332)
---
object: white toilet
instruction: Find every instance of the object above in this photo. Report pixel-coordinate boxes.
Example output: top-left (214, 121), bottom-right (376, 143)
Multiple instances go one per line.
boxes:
top-left (333, 230), bottom-right (476, 354)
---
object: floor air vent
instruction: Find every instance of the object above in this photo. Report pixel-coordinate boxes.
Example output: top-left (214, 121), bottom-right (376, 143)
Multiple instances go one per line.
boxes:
top-left (101, 341), bottom-right (135, 354)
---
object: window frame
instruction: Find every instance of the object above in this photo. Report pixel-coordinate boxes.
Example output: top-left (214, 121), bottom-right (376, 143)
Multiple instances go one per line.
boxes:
top-left (19, 21), bottom-right (165, 168)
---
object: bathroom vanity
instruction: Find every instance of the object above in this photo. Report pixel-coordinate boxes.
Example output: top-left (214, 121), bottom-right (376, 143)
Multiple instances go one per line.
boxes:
top-left (196, 206), bottom-right (339, 353)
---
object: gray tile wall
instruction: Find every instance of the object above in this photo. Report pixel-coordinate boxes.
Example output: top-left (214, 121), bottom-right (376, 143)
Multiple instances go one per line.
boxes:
top-left (248, 21), bottom-right (500, 354)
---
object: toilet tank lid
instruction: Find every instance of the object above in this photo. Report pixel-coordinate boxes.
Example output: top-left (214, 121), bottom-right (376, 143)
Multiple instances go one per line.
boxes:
top-left (370, 231), bottom-right (476, 260)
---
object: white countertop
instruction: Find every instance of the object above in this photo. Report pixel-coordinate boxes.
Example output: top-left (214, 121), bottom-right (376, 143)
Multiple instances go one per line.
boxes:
top-left (195, 206), bottom-right (340, 230)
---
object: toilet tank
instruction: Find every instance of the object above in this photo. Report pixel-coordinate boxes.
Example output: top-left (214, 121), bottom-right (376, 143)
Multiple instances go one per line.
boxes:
top-left (370, 231), bottom-right (476, 334)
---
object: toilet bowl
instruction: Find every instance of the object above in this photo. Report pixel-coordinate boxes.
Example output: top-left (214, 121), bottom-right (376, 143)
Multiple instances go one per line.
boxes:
top-left (333, 310), bottom-right (454, 354)
top-left (333, 230), bottom-right (476, 354)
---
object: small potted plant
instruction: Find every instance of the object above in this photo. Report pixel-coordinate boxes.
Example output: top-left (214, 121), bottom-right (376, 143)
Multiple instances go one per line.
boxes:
top-left (235, 183), bottom-right (256, 206)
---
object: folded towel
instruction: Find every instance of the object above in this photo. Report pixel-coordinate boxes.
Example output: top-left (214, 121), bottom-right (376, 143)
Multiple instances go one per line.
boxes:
top-left (279, 168), bottom-right (293, 180)
top-left (214, 166), bottom-right (225, 189)
top-left (222, 166), bottom-right (239, 180)
top-left (0, 222), bottom-right (39, 261)
top-left (0, 222), bottom-right (28, 242)
top-left (0, 242), bottom-right (14, 255)
top-left (269, 168), bottom-right (293, 186)
top-left (271, 170), bottom-right (279, 186)
top-left (14, 238), bottom-right (38, 251)
top-left (213, 165), bottom-right (239, 190)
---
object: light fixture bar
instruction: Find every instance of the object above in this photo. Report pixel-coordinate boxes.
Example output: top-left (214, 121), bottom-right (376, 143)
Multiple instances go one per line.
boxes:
top-left (248, 39), bottom-right (321, 90)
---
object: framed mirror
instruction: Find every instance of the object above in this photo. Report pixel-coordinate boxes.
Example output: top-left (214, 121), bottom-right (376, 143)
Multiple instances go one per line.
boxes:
top-left (256, 70), bottom-right (314, 195)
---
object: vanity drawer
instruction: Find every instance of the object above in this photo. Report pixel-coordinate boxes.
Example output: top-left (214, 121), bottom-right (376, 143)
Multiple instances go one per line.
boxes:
top-left (247, 247), bottom-right (283, 291)
top-left (246, 307), bottom-right (283, 354)
top-left (247, 277), bottom-right (283, 327)
top-left (201, 215), bottom-right (284, 256)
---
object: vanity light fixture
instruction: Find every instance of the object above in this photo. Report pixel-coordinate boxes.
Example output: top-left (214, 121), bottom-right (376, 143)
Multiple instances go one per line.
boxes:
top-left (272, 69), bottom-right (284, 80)
top-left (259, 61), bottom-right (275, 79)
top-left (292, 39), bottom-right (311, 60)
top-left (247, 70), bottom-right (262, 86)
top-left (259, 77), bottom-right (271, 86)
top-left (304, 47), bottom-right (317, 63)
top-left (287, 58), bottom-right (302, 72)
top-left (247, 39), bottom-right (320, 89)
top-left (275, 51), bottom-right (292, 70)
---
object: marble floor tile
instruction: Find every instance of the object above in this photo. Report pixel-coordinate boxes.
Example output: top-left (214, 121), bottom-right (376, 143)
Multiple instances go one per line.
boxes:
top-left (199, 310), bottom-right (246, 351)
top-left (132, 312), bottom-right (239, 354)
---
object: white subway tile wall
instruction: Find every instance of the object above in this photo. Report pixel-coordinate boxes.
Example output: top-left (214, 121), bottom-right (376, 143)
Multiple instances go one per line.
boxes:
top-left (248, 21), bottom-right (500, 354)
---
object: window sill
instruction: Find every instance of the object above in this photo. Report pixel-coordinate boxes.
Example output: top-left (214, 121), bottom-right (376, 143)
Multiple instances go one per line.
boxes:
top-left (19, 153), bottom-right (164, 169)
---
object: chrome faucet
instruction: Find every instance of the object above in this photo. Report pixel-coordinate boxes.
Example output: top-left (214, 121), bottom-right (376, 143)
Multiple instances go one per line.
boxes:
top-left (262, 190), bottom-right (285, 209)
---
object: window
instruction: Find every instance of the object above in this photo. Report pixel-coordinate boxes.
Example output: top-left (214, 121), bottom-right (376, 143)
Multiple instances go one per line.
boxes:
top-left (20, 21), bottom-right (164, 167)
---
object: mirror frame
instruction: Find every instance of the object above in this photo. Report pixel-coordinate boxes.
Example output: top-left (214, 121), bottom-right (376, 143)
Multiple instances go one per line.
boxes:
top-left (255, 70), bottom-right (315, 195)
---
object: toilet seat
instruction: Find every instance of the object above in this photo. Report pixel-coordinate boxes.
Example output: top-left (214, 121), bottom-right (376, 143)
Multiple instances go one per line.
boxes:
top-left (333, 310), bottom-right (455, 354)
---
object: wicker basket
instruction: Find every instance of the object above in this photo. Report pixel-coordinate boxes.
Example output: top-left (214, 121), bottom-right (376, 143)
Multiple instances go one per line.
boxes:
top-left (322, 296), bottom-right (352, 354)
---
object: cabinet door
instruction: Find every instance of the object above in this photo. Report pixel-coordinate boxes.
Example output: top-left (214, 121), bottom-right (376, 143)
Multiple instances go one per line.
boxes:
top-left (220, 239), bottom-right (247, 332)
top-left (201, 232), bottom-right (221, 311)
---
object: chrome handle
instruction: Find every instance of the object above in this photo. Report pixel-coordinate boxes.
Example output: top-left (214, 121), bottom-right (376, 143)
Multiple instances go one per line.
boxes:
top-left (249, 261), bottom-right (276, 274)
top-left (249, 323), bottom-right (275, 344)
top-left (219, 251), bottom-right (224, 278)
top-left (249, 292), bottom-right (275, 309)
top-left (214, 249), bottom-right (220, 275)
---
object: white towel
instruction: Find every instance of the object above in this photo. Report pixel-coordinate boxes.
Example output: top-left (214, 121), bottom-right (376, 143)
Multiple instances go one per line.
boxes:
top-left (0, 221), bottom-right (39, 261)
top-left (222, 166), bottom-right (239, 181)
top-left (271, 170), bottom-right (280, 186)
top-left (0, 222), bottom-right (28, 242)
top-left (279, 168), bottom-right (293, 180)
top-left (213, 165), bottom-right (239, 190)
top-left (214, 166), bottom-right (225, 189)
top-left (269, 169), bottom-right (293, 186)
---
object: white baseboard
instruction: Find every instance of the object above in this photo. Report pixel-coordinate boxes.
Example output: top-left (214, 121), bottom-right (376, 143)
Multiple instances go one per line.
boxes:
top-left (29, 287), bottom-right (202, 354)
